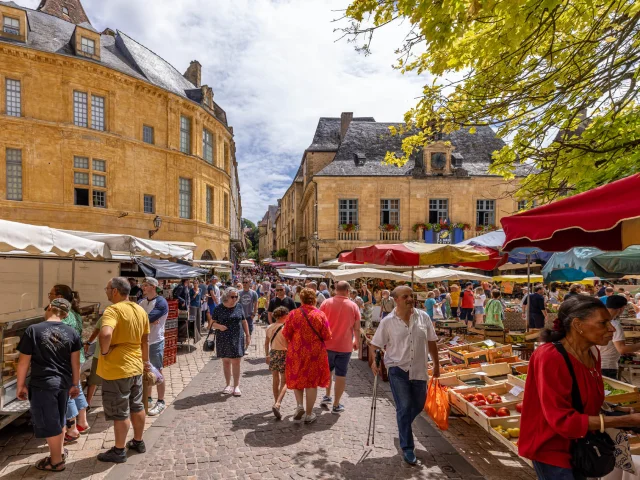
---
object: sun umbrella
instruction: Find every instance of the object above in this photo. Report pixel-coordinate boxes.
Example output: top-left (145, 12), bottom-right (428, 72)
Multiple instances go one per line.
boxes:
top-left (493, 274), bottom-right (544, 283)
top-left (406, 267), bottom-right (492, 283)
top-left (322, 268), bottom-right (412, 283)
top-left (338, 242), bottom-right (491, 266)
top-left (502, 174), bottom-right (640, 252)
top-left (542, 247), bottom-right (602, 282)
top-left (587, 246), bottom-right (640, 279)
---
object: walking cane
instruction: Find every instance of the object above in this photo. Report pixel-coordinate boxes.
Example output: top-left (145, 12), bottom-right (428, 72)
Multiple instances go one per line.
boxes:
top-left (367, 349), bottom-right (382, 446)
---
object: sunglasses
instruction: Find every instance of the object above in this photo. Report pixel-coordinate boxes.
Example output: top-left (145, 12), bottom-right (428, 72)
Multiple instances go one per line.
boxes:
top-left (229, 295), bottom-right (238, 299)
top-left (276, 289), bottom-right (284, 291)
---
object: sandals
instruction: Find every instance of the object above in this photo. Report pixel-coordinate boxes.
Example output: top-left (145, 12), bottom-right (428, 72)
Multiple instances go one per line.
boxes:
top-left (77, 424), bottom-right (90, 434)
top-left (64, 433), bottom-right (79, 444)
top-left (35, 456), bottom-right (66, 472)
top-left (272, 404), bottom-right (282, 420)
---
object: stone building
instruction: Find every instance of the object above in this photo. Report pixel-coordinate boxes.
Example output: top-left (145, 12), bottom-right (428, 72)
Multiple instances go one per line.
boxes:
top-left (258, 205), bottom-right (277, 260)
top-left (266, 112), bottom-right (528, 265)
top-left (0, 0), bottom-right (241, 260)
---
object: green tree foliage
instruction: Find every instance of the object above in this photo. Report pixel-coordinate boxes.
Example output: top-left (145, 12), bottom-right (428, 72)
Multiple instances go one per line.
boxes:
top-left (341, 0), bottom-right (640, 201)
top-left (274, 248), bottom-right (289, 259)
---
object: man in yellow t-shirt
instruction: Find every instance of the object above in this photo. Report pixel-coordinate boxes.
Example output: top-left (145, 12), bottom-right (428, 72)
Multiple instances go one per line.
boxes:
top-left (97, 277), bottom-right (150, 464)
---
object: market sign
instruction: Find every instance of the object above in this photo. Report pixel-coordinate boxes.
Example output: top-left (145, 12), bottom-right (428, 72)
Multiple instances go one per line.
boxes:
top-left (436, 230), bottom-right (452, 244)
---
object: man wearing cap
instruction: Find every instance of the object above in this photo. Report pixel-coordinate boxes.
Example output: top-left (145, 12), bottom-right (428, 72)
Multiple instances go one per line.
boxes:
top-left (138, 277), bottom-right (169, 416)
top-left (599, 295), bottom-right (640, 379)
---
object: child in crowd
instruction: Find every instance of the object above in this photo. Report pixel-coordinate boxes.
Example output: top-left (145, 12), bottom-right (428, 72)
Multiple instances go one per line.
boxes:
top-left (16, 298), bottom-right (82, 472)
top-left (484, 290), bottom-right (505, 329)
top-left (257, 292), bottom-right (268, 324)
top-left (474, 286), bottom-right (487, 325)
top-left (424, 291), bottom-right (437, 319)
top-left (265, 306), bottom-right (289, 420)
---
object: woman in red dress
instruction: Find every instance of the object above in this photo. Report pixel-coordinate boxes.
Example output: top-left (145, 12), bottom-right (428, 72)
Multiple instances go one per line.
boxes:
top-left (283, 288), bottom-right (332, 424)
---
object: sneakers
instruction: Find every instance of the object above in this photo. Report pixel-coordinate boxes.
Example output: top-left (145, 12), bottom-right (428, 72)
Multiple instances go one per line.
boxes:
top-left (403, 450), bottom-right (417, 466)
top-left (97, 447), bottom-right (127, 464)
top-left (304, 413), bottom-right (317, 424)
top-left (293, 405), bottom-right (305, 422)
top-left (148, 401), bottom-right (166, 416)
top-left (332, 404), bottom-right (345, 414)
top-left (222, 386), bottom-right (234, 395)
top-left (126, 439), bottom-right (146, 454)
top-left (233, 386), bottom-right (242, 397)
top-left (147, 396), bottom-right (153, 406)
top-left (320, 395), bottom-right (332, 407)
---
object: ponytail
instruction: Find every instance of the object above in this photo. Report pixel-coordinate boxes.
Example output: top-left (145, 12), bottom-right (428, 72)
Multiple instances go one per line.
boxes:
top-left (52, 284), bottom-right (81, 314)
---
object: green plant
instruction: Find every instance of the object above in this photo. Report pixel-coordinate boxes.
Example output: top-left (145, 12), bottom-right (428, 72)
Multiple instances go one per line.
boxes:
top-left (339, 223), bottom-right (358, 232)
top-left (274, 248), bottom-right (288, 258)
top-left (380, 223), bottom-right (400, 231)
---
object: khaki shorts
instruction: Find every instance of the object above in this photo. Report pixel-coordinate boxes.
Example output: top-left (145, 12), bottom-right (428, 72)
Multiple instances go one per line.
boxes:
top-left (102, 375), bottom-right (144, 421)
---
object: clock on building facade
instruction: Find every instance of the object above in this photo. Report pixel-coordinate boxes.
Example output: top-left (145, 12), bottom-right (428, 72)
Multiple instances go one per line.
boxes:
top-left (431, 152), bottom-right (447, 170)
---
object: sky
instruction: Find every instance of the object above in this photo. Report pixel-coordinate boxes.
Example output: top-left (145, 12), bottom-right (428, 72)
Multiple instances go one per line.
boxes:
top-left (22, 0), bottom-right (427, 223)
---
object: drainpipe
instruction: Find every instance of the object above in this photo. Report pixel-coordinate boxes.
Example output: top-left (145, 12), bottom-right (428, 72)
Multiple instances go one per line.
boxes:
top-left (313, 180), bottom-right (319, 266)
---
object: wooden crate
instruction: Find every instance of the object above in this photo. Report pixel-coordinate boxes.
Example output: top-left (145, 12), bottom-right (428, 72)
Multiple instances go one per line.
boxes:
top-left (603, 376), bottom-right (640, 403)
top-left (467, 400), bottom-right (521, 431)
top-left (506, 331), bottom-right (540, 343)
top-left (508, 374), bottom-right (526, 389)
top-left (488, 417), bottom-right (521, 455)
top-left (489, 344), bottom-right (514, 362)
top-left (448, 381), bottom-right (523, 415)
top-left (480, 363), bottom-right (511, 376)
top-left (448, 342), bottom-right (496, 366)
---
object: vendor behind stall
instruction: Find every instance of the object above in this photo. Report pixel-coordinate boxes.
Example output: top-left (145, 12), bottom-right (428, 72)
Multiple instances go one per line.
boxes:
top-left (599, 295), bottom-right (640, 379)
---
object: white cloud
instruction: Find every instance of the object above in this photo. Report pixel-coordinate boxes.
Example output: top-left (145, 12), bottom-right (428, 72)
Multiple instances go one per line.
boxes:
top-left (22, 0), bottom-right (426, 221)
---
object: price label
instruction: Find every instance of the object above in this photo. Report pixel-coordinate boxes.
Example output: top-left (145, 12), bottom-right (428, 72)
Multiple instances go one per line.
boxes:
top-left (605, 390), bottom-right (612, 396)
top-left (475, 372), bottom-right (488, 376)
top-left (452, 336), bottom-right (460, 343)
top-left (509, 386), bottom-right (524, 397)
top-left (484, 339), bottom-right (496, 347)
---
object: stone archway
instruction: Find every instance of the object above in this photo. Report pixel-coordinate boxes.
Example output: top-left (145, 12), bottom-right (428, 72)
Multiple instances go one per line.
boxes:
top-left (201, 250), bottom-right (216, 260)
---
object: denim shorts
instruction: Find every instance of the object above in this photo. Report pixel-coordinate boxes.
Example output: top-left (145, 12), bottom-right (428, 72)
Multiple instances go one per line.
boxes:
top-left (29, 387), bottom-right (68, 438)
top-left (66, 383), bottom-right (89, 419)
top-left (327, 350), bottom-right (351, 377)
top-left (474, 306), bottom-right (485, 315)
top-left (149, 340), bottom-right (165, 370)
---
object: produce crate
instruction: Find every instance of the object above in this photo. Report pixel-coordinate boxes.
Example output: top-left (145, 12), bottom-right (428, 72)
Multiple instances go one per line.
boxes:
top-left (164, 335), bottom-right (177, 349)
top-left (480, 363), bottom-right (511, 377)
top-left (488, 417), bottom-right (521, 454)
top-left (511, 363), bottom-right (529, 375)
top-left (508, 374), bottom-right (527, 389)
top-left (506, 331), bottom-right (540, 343)
top-left (467, 400), bottom-right (521, 431)
top-left (450, 382), bottom-right (525, 416)
top-left (458, 373), bottom-right (502, 387)
top-left (492, 355), bottom-right (519, 365)
top-left (603, 376), bottom-right (640, 403)
top-left (438, 375), bottom-right (464, 388)
top-left (163, 345), bottom-right (177, 367)
top-left (488, 344), bottom-right (514, 362)
top-left (448, 342), bottom-right (493, 366)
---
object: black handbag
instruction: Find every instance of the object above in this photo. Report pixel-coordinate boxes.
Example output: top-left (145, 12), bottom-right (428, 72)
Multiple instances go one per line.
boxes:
top-left (203, 329), bottom-right (216, 352)
top-left (553, 342), bottom-right (616, 478)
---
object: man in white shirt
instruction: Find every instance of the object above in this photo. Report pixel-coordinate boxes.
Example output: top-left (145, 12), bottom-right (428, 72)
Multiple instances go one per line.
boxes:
top-left (599, 295), bottom-right (640, 379)
top-left (371, 285), bottom-right (439, 466)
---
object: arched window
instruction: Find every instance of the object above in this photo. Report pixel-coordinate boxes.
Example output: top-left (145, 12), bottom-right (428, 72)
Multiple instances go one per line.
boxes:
top-left (201, 250), bottom-right (216, 260)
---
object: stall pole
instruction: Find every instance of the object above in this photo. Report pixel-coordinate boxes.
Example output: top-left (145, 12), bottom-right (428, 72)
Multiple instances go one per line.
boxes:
top-left (411, 266), bottom-right (415, 286)
top-left (526, 254), bottom-right (531, 333)
top-left (71, 254), bottom-right (76, 290)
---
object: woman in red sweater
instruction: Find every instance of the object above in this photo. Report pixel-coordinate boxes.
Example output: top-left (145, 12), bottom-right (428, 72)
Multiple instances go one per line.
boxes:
top-left (519, 295), bottom-right (640, 479)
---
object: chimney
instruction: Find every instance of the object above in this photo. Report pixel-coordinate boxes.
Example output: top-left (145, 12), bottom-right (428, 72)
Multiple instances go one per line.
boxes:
top-left (340, 112), bottom-right (353, 143)
top-left (184, 60), bottom-right (202, 88)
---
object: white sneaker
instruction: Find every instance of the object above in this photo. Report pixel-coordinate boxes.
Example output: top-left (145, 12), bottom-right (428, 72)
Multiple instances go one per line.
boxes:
top-left (233, 386), bottom-right (242, 397)
top-left (293, 406), bottom-right (305, 422)
top-left (222, 386), bottom-right (234, 395)
top-left (304, 413), bottom-right (317, 424)
top-left (148, 401), bottom-right (166, 416)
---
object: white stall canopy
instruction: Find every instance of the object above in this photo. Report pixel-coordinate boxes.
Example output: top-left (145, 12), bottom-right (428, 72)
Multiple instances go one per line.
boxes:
top-left (324, 268), bottom-right (412, 282)
top-left (406, 267), bottom-right (493, 283)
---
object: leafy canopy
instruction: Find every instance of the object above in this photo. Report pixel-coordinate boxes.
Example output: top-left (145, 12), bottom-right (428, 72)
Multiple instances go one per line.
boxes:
top-left (341, 0), bottom-right (640, 200)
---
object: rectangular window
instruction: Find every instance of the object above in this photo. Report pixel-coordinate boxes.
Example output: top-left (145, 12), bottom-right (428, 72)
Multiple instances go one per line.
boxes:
top-left (92, 159), bottom-right (105, 172)
top-left (339, 199), bottom-right (358, 225)
top-left (223, 142), bottom-right (230, 171)
top-left (380, 199), bottom-right (399, 225)
top-left (476, 199), bottom-right (495, 226)
top-left (91, 95), bottom-right (105, 131)
top-left (92, 190), bottom-right (106, 208)
top-left (74, 188), bottom-right (89, 206)
top-left (517, 200), bottom-right (537, 211)
top-left (92, 174), bottom-right (106, 187)
top-left (73, 156), bottom-right (89, 169)
top-left (73, 91), bottom-right (88, 127)
top-left (81, 37), bottom-right (95, 55)
top-left (144, 194), bottom-right (155, 214)
top-left (180, 116), bottom-right (191, 154)
top-left (429, 199), bottom-right (449, 224)
top-left (74, 172), bottom-right (89, 185)
top-left (143, 125), bottom-right (154, 144)
top-left (224, 192), bottom-right (229, 228)
top-left (179, 177), bottom-right (191, 219)
top-left (5, 79), bottom-right (21, 117)
top-left (206, 186), bottom-right (213, 224)
top-left (6, 148), bottom-right (22, 201)
top-left (62, 6), bottom-right (69, 15)
top-left (3, 17), bottom-right (19, 35)
top-left (203, 129), bottom-right (214, 164)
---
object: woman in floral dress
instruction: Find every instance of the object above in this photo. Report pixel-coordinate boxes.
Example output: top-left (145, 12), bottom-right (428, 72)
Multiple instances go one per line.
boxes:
top-left (283, 288), bottom-right (332, 424)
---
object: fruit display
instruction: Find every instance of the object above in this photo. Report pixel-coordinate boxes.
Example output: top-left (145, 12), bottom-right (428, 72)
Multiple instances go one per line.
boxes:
top-left (482, 406), bottom-right (498, 417)
top-left (493, 425), bottom-right (520, 439)
top-left (603, 381), bottom-right (628, 396)
top-left (516, 374), bottom-right (527, 381)
top-left (516, 402), bottom-right (523, 413)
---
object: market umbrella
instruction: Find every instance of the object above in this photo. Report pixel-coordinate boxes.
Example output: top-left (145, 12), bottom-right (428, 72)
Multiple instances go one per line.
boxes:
top-left (502, 173), bottom-right (640, 252)
top-left (323, 268), bottom-right (412, 283)
top-left (542, 247), bottom-right (602, 282)
top-left (338, 242), bottom-right (491, 266)
top-left (587, 246), bottom-right (640, 279)
top-left (458, 229), bottom-right (552, 264)
top-left (493, 274), bottom-right (544, 283)
top-left (405, 267), bottom-right (492, 283)
top-left (135, 257), bottom-right (209, 279)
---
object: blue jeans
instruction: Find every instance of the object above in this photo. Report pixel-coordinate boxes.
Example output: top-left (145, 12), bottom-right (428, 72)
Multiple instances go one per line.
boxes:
top-left (532, 461), bottom-right (575, 479)
top-left (66, 383), bottom-right (89, 419)
top-left (387, 366), bottom-right (427, 453)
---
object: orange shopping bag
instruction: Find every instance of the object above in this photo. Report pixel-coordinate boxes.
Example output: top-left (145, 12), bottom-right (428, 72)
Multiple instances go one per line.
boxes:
top-left (425, 377), bottom-right (450, 430)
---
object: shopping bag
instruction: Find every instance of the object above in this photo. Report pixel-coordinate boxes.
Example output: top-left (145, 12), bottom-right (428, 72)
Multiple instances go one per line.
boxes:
top-left (425, 377), bottom-right (450, 430)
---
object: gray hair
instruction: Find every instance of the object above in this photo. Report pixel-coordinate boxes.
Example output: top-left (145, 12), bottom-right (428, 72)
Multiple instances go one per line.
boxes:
top-left (221, 287), bottom-right (239, 302)
top-left (111, 277), bottom-right (131, 297)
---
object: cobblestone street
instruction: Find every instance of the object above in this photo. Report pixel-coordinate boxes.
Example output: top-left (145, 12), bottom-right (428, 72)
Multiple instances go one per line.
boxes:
top-left (0, 325), bottom-right (536, 480)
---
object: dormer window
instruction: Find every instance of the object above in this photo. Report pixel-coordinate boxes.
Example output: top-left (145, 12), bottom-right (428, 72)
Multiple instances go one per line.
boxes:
top-left (3, 17), bottom-right (19, 35)
top-left (81, 37), bottom-right (95, 55)
top-left (62, 6), bottom-right (69, 15)
top-left (353, 152), bottom-right (366, 166)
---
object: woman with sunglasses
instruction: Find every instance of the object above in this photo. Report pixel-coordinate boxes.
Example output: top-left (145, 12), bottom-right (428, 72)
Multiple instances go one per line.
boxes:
top-left (209, 287), bottom-right (250, 396)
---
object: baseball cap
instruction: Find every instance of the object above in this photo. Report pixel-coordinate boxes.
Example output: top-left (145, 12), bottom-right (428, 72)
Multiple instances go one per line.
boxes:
top-left (50, 298), bottom-right (71, 314)
top-left (142, 277), bottom-right (159, 287)
top-left (607, 295), bottom-right (628, 309)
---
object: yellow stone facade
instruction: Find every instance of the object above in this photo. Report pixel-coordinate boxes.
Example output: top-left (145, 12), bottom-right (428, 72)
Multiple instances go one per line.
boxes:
top-left (0, 5), bottom-right (236, 260)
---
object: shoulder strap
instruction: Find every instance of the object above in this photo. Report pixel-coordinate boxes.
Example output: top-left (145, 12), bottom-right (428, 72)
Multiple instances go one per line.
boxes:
top-left (270, 324), bottom-right (285, 347)
top-left (300, 308), bottom-right (325, 346)
top-left (552, 342), bottom-right (584, 413)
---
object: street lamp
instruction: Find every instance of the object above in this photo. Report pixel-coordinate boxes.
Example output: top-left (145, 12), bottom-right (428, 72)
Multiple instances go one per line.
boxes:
top-left (149, 215), bottom-right (162, 238)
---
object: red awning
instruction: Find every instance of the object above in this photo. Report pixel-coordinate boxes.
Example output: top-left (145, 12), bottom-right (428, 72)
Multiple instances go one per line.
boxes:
top-left (502, 174), bottom-right (640, 252)
top-left (338, 242), bottom-right (492, 266)
top-left (456, 247), bottom-right (508, 270)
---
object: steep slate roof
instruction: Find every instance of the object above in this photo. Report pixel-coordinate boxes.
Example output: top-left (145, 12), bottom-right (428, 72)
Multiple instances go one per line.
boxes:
top-left (0, 1), bottom-right (229, 127)
top-left (316, 122), bottom-right (529, 177)
top-left (307, 117), bottom-right (375, 152)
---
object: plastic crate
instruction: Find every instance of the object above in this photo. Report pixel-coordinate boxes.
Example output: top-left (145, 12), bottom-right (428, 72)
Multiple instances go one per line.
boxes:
top-left (164, 335), bottom-right (177, 349)
top-left (163, 345), bottom-right (177, 367)
top-left (165, 319), bottom-right (178, 330)
top-left (167, 311), bottom-right (179, 320)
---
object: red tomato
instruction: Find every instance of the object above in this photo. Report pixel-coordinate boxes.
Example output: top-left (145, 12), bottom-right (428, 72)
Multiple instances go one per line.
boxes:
top-left (471, 401), bottom-right (479, 407)
top-left (466, 394), bottom-right (476, 402)
top-left (489, 392), bottom-right (499, 397)
top-left (475, 393), bottom-right (486, 402)
top-left (476, 400), bottom-right (487, 406)
top-left (516, 402), bottom-right (523, 413)
top-left (482, 407), bottom-right (497, 417)
top-left (497, 407), bottom-right (511, 417)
